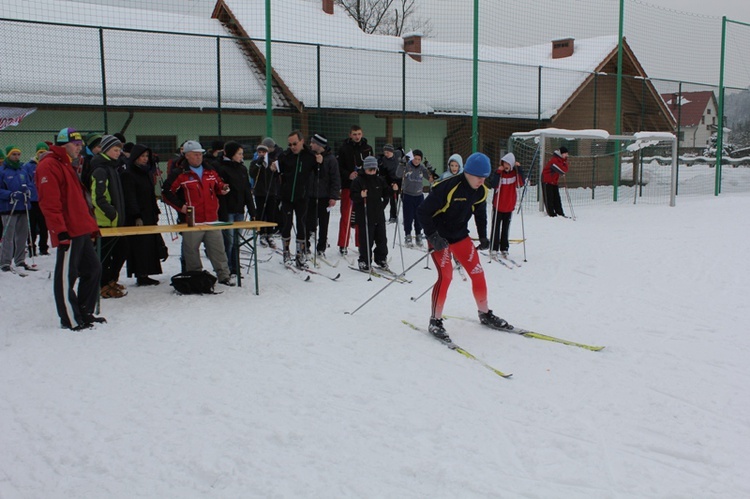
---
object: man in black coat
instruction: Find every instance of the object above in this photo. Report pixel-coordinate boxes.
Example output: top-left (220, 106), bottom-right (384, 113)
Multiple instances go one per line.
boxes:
top-left (306, 133), bottom-right (341, 257)
top-left (270, 130), bottom-right (318, 269)
top-left (336, 125), bottom-right (373, 255)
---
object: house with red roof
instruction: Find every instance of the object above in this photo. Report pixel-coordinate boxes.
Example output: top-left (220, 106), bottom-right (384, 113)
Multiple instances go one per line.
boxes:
top-left (660, 91), bottom-right (718, 151)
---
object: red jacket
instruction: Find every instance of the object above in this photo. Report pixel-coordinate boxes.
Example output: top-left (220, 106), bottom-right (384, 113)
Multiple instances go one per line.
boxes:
top-left (36, 145), bottom-right (99, 247)
top-left (492, 168), bottom-right (524, 213)
top-left (542, 152), bottom-right (569, 185)
top-left (165, 166), bottom-right (226, 223)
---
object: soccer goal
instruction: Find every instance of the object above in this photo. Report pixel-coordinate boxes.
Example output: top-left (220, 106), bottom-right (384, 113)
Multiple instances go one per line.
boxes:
top-left (509, 128), bottom-right (678, 210)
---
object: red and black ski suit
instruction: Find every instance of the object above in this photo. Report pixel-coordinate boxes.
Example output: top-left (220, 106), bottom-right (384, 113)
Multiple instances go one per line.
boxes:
top-left (417, 174), bottom-right (490, 320)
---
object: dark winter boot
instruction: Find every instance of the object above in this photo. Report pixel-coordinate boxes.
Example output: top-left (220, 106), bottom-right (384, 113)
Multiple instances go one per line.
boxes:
top-left (428, 317), bottom-right (451, 342)
top-left (415, 234), bottom-right (423, 247)
top-left (375, 259), bottom-right (389, 271)
top-left (295, 240), bottom-right (309, 269)
top-left (478, 310), bottom-right (512, 331)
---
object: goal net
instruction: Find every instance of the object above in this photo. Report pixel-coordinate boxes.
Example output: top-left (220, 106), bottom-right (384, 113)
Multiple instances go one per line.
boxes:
top-left (509, 129), bottom-right (678, 210)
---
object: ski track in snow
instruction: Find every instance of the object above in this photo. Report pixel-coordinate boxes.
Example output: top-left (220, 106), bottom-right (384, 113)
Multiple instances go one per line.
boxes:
top-left (2, 194), bottom-right (750, 497)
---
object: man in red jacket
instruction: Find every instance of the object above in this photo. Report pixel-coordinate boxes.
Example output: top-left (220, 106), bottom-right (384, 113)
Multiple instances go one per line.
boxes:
top-left (542, 146), bottom-right (569, 217)
top-left (162, 140), bottom-right (233, 286)
top-left (37, 128), bottom-right (104, 330)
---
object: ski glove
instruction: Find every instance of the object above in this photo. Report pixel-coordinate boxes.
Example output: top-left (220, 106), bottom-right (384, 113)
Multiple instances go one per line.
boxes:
top-left (58, 231), bottom-right (71, 251)
top-left (11, 191), bottom-right (26, 203)
top-left (476, 237), bottom-right (490, 251)
top-left (427, 232), bottom-right (449, 251)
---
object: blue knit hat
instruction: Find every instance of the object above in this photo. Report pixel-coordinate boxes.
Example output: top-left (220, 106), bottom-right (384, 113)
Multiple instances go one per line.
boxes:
top-left (463, 152), bottom-right (491, 177)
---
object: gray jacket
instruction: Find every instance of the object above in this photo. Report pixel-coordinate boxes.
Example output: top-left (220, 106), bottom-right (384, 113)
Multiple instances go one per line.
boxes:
top-left (398, 160), bottom-right (431, 197)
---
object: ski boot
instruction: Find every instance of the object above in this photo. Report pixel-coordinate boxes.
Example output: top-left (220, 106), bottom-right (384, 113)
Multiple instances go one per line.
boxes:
top-left (283, 249), bottom-right (293, 266)
top-left (415, 234), bottom-right (423, 247)
top-left (478, 310), bottom-right (512, 331)
top-left (375, 259), bottom-right (389, 271)
top-left (358, 260), bottom-right (370, 271)
top-left (405, 234), bottom-right (413, 247)
top-left (428, 317), bottom-right (452, 343)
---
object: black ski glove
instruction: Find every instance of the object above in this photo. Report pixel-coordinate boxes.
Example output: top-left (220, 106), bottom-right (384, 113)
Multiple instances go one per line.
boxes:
top-left (427, 232), bottom-right (449, 251)
top-left (476, 237), bottom-right (490, 251)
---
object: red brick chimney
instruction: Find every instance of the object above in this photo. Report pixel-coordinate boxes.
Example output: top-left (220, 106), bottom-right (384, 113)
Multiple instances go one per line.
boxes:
top-left (552, 38), bottom-right (574, 59)
top-left (322, 0), bottom-right (334, 15)
top-left (404, 33), bottom-right (422, 62)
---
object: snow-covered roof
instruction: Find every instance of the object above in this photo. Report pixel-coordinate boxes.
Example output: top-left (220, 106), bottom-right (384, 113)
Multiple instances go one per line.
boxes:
top-left (0, 0), bottom-right (270, 109)
top-left (222, 0), bottom-right (620, 118)
top-left (1, 0), bottom-right (623, 118)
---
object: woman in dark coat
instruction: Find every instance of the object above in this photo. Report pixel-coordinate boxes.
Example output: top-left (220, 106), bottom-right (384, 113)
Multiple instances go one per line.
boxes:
top-left (120, 144), bottom-right (167, 285)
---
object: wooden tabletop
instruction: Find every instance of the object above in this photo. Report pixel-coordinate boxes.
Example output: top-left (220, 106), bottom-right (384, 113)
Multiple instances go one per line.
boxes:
top-left (99, 221), bottom-right (277, 237)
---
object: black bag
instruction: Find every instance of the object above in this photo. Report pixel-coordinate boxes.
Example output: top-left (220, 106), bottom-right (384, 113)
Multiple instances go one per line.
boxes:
top-left (170, 270), bottom-right (217, 294)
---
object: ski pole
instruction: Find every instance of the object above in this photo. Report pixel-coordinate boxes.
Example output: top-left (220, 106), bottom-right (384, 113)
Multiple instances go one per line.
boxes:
top-left (563, 175), bottom-right (576, 221)
top-left (488, 195), bottom-right (498, 264)
top-left (410, 283), bottom-right (433, 303)
top-left (517, 144), bottom-right (540, 213)
top-left (363, 195), bottom-right (372, 281)
top-left (23, 190), bottom-right (36, 267)
top-left (0, 197), bottom-right (19, 251)
top-left (346, 251), bottom-right (431, 316)
top-left (519, 196), bottom-right (527, 262)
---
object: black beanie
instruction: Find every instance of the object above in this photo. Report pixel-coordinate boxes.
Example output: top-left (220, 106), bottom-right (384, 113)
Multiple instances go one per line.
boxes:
top-left (211, 140), bottom-right (225, 152)
top-left (559, 146), bottom-right (569, 154)
top-left (224, 141), bottom-right (242, 159)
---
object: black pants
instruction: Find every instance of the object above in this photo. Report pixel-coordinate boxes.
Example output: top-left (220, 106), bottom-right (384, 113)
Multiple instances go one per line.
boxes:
top-left (543, 183), bottom-right (565, 217)
top-left (54, 235), bottom-right (102, 328)
top-left (358, 220), bottom-right (388, 265)
top-left (280, 198), bottom-right (308, 244)
top-left (387, 187), bottom-right (400, 220)
top-left (255, 195), bottom-right (279, 235)
top-left (100, 236), bottom-right (129, 286)
top-left (305, 197), bottom-right (331, 253)
top-left (28, 202), bottom-right (49, 253)
top-left (490, 211), bottom-right (513, 252)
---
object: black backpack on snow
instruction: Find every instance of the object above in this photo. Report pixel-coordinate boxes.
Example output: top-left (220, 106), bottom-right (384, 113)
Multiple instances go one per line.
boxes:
top-left (170, 270), bottom-right (218, 295)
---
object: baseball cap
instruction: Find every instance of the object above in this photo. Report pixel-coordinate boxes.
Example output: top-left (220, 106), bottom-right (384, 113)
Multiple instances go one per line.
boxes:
top-left (56, 127), bottom-right (83, 145)
top-left (183, 140), bottom-right (205, 154)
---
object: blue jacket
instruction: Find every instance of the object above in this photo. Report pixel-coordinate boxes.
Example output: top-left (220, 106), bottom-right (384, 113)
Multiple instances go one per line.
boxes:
top-left (22, 159), bottom-right (40, 202)
top-left (0, 161), bottom-right (34, 213)
top-left (417, 173), bottom-right (488, 244)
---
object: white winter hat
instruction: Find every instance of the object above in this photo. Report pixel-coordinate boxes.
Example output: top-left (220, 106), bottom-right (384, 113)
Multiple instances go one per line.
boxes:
top-left (500, 153), bottom-right (516, 167)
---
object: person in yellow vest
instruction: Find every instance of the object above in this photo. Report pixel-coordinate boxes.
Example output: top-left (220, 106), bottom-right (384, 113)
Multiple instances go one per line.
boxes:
top-left (90, 135), bottom-right (129, 298)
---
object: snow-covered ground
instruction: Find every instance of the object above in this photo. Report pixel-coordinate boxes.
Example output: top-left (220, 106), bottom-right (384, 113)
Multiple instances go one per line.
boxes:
top-left (2, 194), bottom-right (749, 498)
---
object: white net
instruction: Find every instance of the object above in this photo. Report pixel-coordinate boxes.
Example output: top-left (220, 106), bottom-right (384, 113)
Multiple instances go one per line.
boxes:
top-left (509, 129), bottom-right (679, 209)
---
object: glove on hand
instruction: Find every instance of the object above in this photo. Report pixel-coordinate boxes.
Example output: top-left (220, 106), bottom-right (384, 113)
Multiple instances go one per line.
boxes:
top-left (58, 231), bottom-right (71, 251)
top-left (476, 237), bottom-right (490, 251)
top-left (11, 191), bottom-right (25, 203)
top-left (427, 232), bottom-right (449, 251)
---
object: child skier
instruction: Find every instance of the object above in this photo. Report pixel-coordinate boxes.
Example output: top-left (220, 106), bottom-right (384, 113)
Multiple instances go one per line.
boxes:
top-left (488, 153), bottom-right (524, 256)
top-left (350, 156), bottom-right (397, 271)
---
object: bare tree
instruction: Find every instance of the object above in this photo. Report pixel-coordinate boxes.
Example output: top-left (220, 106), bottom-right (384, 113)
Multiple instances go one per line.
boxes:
top-left (335, 0), bottom-right (433, 37)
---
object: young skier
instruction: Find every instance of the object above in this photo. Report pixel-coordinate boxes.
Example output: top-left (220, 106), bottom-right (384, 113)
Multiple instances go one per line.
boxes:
top-left (350, 156), bottom-right (397, 271)
top-left (417, 152), bottom-right (512, 342)
top-left (488, 153), bottom-right (524, 256)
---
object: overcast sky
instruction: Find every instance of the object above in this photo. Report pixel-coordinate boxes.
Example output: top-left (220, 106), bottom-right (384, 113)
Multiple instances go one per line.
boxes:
top-left (645, 0), bottom-right (750, 21)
